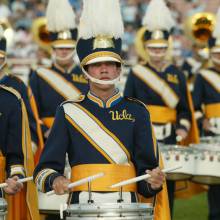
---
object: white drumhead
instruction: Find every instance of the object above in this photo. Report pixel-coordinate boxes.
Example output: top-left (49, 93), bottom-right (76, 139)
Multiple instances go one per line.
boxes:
top-left (38, 191), bottom-right (69, 214)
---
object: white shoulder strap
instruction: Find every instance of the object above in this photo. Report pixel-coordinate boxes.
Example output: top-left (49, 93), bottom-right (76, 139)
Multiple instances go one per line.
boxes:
top-left (200, 69), bottom-right (220, 93)
top-left (37, 67), bottom-right (81, 100)
top-left (132, 65), bottom-right (179, 108)
top-left (63, 103), bottom-right (130, 164)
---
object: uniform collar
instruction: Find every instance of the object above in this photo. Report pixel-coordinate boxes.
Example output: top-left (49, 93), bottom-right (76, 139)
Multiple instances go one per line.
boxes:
top-left (87, 89), bottom-right (122, 108)
top-left (53, 62), bottom-right (76, 74)
top-left (147, 61), bottom-right (170, 72)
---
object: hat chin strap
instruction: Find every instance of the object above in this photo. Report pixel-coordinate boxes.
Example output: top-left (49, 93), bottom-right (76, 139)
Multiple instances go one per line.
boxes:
top-left (0, 58), bottom-right (7, 70)
top-left (82, 67), bottom-right (120, 85)
top-left (52, 50), bottom-right (75, 62)
top-left (148, 50), bottom-right (167, 58)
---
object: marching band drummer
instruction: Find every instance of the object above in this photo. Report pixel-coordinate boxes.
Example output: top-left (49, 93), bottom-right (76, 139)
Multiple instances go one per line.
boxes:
top-left (0, 85), bottom-right (40, 220)
top-left (124, 0), bottom-right (199, 217)
top-left (34, 0), bottom-right (167, 219)
top-left (193, 8), bottom-right (220, 220)
top-left (0, 26), bottom-right (44, 161)
top-left (29, 0), bottom-right (88, 140)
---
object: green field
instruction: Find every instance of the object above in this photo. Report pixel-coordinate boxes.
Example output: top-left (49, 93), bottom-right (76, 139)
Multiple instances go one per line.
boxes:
top-left (173, 193), bottom-right (208, 220)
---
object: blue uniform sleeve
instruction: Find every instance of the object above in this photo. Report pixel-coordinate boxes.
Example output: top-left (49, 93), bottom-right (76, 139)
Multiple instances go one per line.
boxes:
top-left (181, 60), bottom-right (192, 79)
top-left (124, 70), bottom-right (137, 98)
top-left (6, 98), bottom-right (24, 177)
top-left (193, 74), bottom-right (204, 111)
top-left (176, 71), bottom-right (191, 131)
top-left (133, 106), bottom-right (161, 197)
top-left (34, 105), bottom-right (70, 192)
top-left (17, 81), bottom-right (39, 145)
top-left (192, 74), bottom-right (205, 130)
top-left (29, 71), bottom-right (41, 112)
top-left (29, 71), bottom-right (48, 135)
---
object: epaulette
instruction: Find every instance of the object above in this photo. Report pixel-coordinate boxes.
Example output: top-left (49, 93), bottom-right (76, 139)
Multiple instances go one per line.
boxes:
top-left (125, 96), bottom-right (146, 108)
top-left (35, 64), bottom-right (52, 73)
top-left (0, 85), bottom-right (22, 100)
top-left (7, 73), bottom-right (23, 83)
top-left (139, 60), bottom-right (147, 66)
top-left (60, 94), bottom-right (85, 106)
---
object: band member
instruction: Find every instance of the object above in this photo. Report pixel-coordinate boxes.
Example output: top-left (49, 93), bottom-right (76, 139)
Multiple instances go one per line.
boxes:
top-left (181, 43), bottom-right (209, 88)
top-left (0, 27), bottom-right (44, 159)
top-left (181, 12), bottom-right (214, 91)
top-left (193, 8), bottom-right (220, 220)
top-left (34, 0), bottom-right (168, 219)
top-left (0, 85), bottom-right (40, 220)
top-left (124, 0), bottom-right (199, 217)
top-left (29, 0), bottom-right (88, 139)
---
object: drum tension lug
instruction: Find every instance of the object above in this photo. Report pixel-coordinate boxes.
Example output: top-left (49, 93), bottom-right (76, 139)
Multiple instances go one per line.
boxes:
top-left (87, 181), bottom-right (94, 203)
top-left (117, 186), bottom-right (124, 203)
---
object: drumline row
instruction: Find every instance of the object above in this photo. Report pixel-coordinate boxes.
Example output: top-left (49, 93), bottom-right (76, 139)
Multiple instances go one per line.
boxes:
top-left (160, 143), bottom-right (220, 185)
top-left (1, 141), bottom-right (220, 219)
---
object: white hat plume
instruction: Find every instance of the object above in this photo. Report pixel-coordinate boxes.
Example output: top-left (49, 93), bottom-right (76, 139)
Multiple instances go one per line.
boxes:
top-left (46, 0), bottom-right (76, 32)
top-left (79, 0), bottom-right (124, 39)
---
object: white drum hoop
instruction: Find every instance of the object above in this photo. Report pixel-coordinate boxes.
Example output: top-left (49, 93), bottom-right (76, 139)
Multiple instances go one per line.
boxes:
top-left (159, 144), bottom-right (194, 181)
top-left (38, 191), bottom-right (69, 214)
top-left (190, 143), bottom-right (220, 185)
top-left (200, 136), bottom-right (220, 145)
top-left (65, 203), bottom-right (153, 220)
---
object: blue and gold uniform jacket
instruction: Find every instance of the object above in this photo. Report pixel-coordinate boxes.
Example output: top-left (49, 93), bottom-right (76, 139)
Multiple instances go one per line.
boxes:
top-left (0, 86), bottom-right (25, 179)
top-left (0, 74), bottom-right (39, 146)
top-left (181, 57), bottom-right (202, 80)
top-left (124, 63), bottom-right (191, 143)
top-left (29, 63), bottom-right (88, 133)
top-left (193, 67), bottom-right (220, 135)
top-left (34, 91), bottom-right (160, 200)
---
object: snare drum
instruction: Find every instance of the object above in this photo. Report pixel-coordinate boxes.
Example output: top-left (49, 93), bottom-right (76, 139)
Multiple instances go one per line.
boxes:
top-left (0, 198), bottom-right (7, 220)
top-left (191, 144), bottom-right (220, 185)
top-left (200, 136), bottom-right (220, 144)
top-left (65, 203), bottom-right (153, 220)
top-left (38, 191), bottom-right (69, 214)
top-left (159, 145), bottom-right (195, 181)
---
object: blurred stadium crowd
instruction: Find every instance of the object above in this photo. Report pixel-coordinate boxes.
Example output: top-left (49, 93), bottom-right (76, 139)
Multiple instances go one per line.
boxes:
top-left (0, 0), bottom-right (219, 66)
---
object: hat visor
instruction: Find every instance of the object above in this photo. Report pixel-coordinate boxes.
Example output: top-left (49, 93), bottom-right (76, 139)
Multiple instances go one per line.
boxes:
top-left (146, 42), bottom-right (168, 48)
top-left (52, 40), bottom-right (76, 49)
top-left (86, 56), bottom-right (121, 65)
top-left (53, 44), bottom-right (76, 49)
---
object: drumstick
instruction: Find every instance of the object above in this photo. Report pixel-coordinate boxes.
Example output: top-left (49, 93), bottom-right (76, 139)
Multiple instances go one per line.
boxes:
top-left (110, 165), bottom-right (182, 189)
top-left (0, 176), bottom-right (33, 188)
top-left (46, 172), bottom-right (104, 196)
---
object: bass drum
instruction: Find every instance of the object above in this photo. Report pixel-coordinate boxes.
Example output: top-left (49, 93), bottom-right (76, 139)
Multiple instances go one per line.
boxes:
top-left (65, 203), bottom-right (153, 220)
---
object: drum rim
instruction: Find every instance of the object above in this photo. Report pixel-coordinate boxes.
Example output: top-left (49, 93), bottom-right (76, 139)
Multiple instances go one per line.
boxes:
top-left (0, 198), bottom-right (7, 212)
top-left (66, 202), bottom-right (153, 215)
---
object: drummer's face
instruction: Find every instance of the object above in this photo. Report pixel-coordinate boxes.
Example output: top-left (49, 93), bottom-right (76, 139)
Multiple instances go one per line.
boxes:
top-left (53, 47), bottom-right (74, 66)
top-left (87, 61), bottom-right (121, 91)
top-left (146, 47), bottom-right (167, 62)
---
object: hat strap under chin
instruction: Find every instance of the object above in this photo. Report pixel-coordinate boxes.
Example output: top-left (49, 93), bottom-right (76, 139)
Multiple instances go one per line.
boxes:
top-left (82, 67), bottom-right (120, 85)
top-left (52, 50), bottom-right (75, 62)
